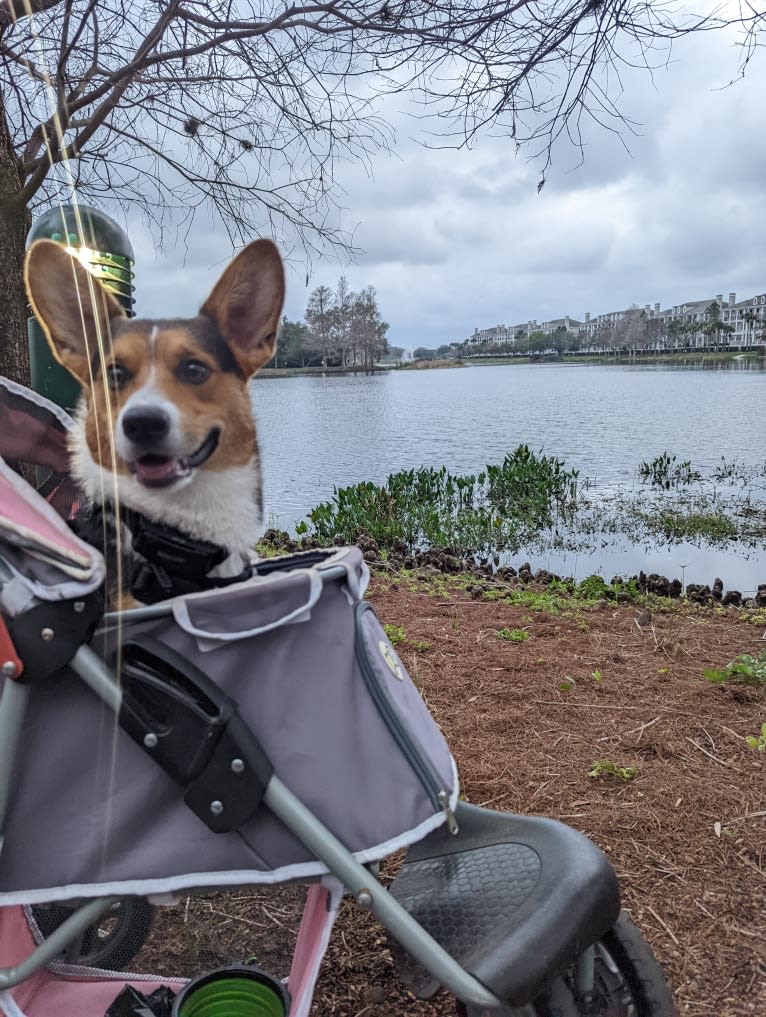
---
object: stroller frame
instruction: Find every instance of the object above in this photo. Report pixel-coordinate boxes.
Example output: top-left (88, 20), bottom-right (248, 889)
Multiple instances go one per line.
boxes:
top-left (0, 377), bottom-right (673, 1016)
top-left (0, 563), bottom-right (509, 1013)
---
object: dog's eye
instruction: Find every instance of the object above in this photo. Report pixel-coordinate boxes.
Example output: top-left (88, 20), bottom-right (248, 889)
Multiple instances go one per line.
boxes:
top-left (105, 362), bottom-right (130, 391)
top-left (178, 359), bottom-right (211, 385)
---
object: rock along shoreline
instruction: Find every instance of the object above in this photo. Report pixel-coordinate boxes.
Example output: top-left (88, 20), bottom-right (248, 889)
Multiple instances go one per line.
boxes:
top-left (259, 529), bottom-right (766, 609)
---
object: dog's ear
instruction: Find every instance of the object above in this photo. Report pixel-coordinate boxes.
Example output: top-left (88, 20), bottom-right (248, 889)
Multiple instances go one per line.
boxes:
top-left (24, 239), bottom-right (126, 385)
top-left (200, 239), bottom-right (285, 376)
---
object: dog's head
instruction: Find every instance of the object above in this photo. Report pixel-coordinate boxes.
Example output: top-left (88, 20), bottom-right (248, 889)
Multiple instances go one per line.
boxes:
top-left (24, 239), bottom-right (284, 544)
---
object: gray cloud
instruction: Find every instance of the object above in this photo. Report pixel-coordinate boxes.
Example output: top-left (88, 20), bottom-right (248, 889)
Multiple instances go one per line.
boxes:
top-left (121, 24), bottom-right (765, 349)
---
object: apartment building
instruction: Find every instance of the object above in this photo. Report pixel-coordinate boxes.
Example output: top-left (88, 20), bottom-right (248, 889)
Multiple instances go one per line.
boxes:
top-left (468, 315), bottom-right (583, 347)
top-left (468, 289), bottom-right (765, 349)
top-left (723, 292), bottom-right (766, 346)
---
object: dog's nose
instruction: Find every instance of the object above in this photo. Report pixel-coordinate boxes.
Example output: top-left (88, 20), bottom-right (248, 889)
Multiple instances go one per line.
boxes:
top-left (122, 408), bottom-right (171, 446)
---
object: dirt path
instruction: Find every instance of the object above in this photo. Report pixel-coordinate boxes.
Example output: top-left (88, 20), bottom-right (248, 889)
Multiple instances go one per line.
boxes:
top-left (138, 573), bottom-right (766, 1015)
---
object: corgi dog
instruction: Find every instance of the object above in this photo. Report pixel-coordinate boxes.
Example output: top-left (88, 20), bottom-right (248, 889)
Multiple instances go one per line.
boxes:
top-left (24, 238), bottom-right (285, 607)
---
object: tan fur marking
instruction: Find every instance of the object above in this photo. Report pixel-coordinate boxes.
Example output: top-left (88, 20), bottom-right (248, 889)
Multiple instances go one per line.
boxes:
top-left (82, 325), bottom-right (255, 473)
top-left (150, 328), bottom-right (255, 470)
top-left (84, 330), bottom-right (154, 472)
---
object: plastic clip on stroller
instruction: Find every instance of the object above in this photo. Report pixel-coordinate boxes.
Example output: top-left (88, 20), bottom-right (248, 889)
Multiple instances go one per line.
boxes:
top-left (118, 638), bottom-right (273, 834)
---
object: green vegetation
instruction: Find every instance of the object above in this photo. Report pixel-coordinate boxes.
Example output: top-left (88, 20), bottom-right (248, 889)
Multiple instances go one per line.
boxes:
top-left (713, 456), bottom-right (766, 485)
top-left (576, 575), bottom-right (610, 600)
top-left (746, 724), bottom-right (766, 752)
top-left (496, 627), bottom-right (529, 642)
top-left (380, 625), bottom-right (430, 652)
top-left (589, 760), bottom-right (638, 781)
top-left (639, 452), bottom-right (700, 488)
top-left (305, 446), bottom-right (579, 554)
top-left (704, 651), bottom-right (766, 687)
top-left (398, 359), bottom-right (466, 371)
top-left (485, 444), bottom-right (579, 521)
top-left (383, 623), bottom-right (406, 645)
top-left (652, 509), bottom-right (737, 542)
top-left (409, 639), bottom-right (432, 652)
top-left (291, 447), bottom-right (766, 570)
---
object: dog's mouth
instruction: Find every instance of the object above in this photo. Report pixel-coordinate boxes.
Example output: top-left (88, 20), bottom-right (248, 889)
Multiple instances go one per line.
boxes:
top-left (130, 429), bottom-right (220, 489)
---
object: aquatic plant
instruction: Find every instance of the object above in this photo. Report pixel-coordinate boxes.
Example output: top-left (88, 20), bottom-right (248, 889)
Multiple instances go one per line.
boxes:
top-left (485, 445), bottom-right (579, 521)
top-left (638, 452), bottom-right (700, 488)
top-left (305, 446), bottom-right (580, 554)
top-left (654, 509), bottom-right (737, 542)
top-left (298, 446), bottom-right (766, 568)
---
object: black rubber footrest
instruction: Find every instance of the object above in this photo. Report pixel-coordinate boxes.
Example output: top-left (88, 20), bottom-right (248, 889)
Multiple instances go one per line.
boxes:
top-left (389, 802), bottom-right (620, 1006)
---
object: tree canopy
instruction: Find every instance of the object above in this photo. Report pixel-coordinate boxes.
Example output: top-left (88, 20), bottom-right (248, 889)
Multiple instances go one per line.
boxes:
top-left (0, 0), bottom-right (761, 381)
top-left (278, 276), bottom-right (388, 368)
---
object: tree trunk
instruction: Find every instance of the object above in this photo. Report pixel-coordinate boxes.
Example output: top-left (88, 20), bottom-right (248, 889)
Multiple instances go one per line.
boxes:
top-left (0, 90), bottom-right (31, 386)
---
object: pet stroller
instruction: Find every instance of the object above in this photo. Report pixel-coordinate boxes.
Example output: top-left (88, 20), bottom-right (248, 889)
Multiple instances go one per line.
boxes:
top-left (0, 376), bottom-right (676, 1016)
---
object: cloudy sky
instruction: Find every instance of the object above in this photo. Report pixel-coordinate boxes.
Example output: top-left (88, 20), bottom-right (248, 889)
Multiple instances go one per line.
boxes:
top-left (126, 19), bottom-right (766, 353)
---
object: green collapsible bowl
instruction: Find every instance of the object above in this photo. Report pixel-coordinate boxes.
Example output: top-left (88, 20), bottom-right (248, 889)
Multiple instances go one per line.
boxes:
top-left (171, 964), bottom-right (290, 1017)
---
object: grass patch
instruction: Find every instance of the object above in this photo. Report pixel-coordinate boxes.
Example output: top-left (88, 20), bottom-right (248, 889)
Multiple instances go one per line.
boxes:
top-left (383, 623), bottom-right (406, 645)
top-left (704, 651), bottom-right (766, 686)
top-left (655, 510), bottom-right (737, 542)
top-left (496, 627), bottom-right (529, 642)
top-left (589, 760), bottom-right (638, 781)
top-left (410, 639), bottom-right (432, 652)
top-left (746, 724), bottom-right (766, 751)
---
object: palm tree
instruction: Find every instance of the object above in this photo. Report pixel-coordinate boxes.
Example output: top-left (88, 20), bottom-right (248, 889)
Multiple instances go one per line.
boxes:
top-left (741, 309), bottom-right (757, 351)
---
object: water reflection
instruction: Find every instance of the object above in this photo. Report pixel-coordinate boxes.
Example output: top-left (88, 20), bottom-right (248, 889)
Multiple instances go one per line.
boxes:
top-left (253, 362), bottom-right (766, 591)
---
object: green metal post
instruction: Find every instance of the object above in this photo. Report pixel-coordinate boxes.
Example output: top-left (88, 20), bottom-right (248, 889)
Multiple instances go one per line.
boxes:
top-left (26, 204), bottom-right (135, 413)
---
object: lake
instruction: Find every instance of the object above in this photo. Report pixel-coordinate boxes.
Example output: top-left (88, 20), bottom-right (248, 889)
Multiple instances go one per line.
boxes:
top-left (252, 360), bottom-right (766, 593)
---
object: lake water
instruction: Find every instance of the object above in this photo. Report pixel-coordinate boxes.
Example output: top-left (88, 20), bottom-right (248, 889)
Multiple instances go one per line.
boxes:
top-left (252, 360), bottom-right (766, 592)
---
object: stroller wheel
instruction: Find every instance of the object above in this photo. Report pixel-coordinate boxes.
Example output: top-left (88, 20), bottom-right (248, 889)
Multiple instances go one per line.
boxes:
top-left (32, 897), bottom-right (154, 971)
top-left (455, 913), bottom-right (674, 1016)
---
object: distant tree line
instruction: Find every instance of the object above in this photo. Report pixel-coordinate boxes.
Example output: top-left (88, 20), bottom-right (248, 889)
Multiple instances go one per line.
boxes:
top-left (275, 278), bottom-right (389, 368)
top-left (413, 326), bottom-right (582, 361)
top-left (415, 302), bottom-right (763, 361)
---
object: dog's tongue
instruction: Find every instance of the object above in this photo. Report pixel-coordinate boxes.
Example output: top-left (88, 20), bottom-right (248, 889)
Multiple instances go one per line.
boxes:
top-left (134, 456), bottom-right (182, 484)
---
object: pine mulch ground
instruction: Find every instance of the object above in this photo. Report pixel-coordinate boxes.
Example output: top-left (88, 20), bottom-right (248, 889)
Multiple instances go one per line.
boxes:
top-left (137, 574), bottom-right (766, 1016)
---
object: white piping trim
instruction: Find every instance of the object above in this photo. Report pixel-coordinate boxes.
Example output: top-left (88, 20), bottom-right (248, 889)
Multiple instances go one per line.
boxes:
top-left (0, 376), bottom-right (74, 432)
top-left (0, 990), bottom-right (27, 1017)
top-left (0, 759), bottom-right (459, 906)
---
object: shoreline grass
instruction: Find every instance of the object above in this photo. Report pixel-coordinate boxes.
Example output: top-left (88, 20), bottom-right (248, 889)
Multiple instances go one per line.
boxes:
top-left (260, 446), bottom-right (766, 598)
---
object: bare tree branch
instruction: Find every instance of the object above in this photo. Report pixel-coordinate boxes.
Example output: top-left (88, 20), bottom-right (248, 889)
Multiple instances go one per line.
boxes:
top-left (0, 0), bottom-right (759, 281)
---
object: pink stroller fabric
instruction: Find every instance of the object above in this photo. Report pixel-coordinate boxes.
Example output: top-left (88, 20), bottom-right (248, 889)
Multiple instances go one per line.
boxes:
top-left (0, 377), bottom-right (79, 520)
top-left (0, 907), bottom-right (186, 1017)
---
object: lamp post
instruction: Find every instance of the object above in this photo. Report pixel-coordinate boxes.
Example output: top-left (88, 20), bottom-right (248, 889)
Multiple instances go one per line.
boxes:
top-left (26, 204), bottom-right (135, 412)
